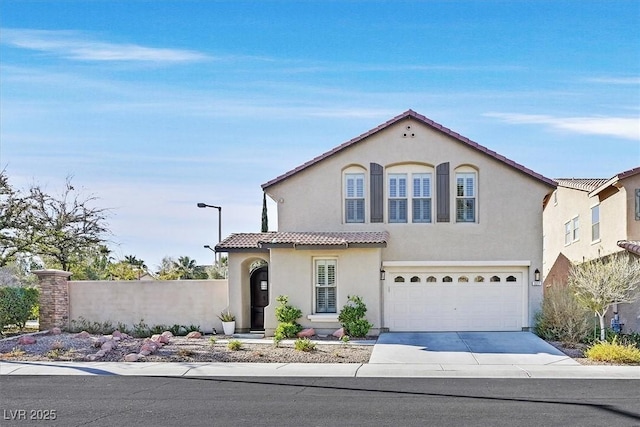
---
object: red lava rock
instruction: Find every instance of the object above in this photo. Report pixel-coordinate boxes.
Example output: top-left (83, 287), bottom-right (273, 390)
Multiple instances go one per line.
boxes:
top-left (17, 335), bottom-right (37, 345)
top-left (297, 328), bottom-right (316, 338)
top-left (124, 353), bottom-right (139, 362)
top-left (186, 331), bottom-right (202, 339)
top-left (50, 327), bottom-right (62, 335)
top-left (75, 331), bottom-right (91, 339)
top-left (161, 331), bottom-right (173, 338)
top-left (332, 328), bottom-right (345, 338)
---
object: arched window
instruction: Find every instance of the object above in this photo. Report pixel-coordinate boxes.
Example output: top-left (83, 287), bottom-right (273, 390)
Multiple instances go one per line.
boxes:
top-left (426, 276), bottom-right (437, 282)
top-left (394, 276), bottom-right (405, 283)
top-left (458, 276), bottom-right (469, 283)
top-left (443, 276), bottom-right (453, 283)
top-left (410, 276), bottom-right (421, 283)
top-left (506, 275), bottom-right (517, 282)
top-left (490, 276), bottom-right (501, 282)
top-left (474, 276), bottom-right (485, 282)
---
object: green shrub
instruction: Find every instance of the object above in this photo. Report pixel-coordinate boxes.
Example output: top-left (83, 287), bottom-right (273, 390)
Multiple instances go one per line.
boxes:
top-left (168, 324), bottom-right (186, 336)
top-left (0, 286), bottom-right (39, 331)
top-left (294, 337), bottom-right (316, 352)
top-left (275, 295), bottom-right (302, 323)
top-left (132, 319), bottom-right (151, 338)
top-left (586, 340), bottom-right (640, 364)
top-left (534, 285), bottom-right (591, 346)
top-left (338, 295), bottom-right (372, 338)
top-left (228, 340), bottom-right (242, 351)
top-left (184, 324), bottom-right (201, 334)
top-left (274, 322), bottom-right (302, 342)
top-left (149, 324), bottom-right (168, 335)
top-left (69, 317), bottom-right (115, 335)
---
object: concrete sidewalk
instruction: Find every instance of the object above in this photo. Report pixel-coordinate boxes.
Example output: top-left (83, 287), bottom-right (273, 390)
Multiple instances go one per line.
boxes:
top-left (2, 360), bottom-right (639, 378)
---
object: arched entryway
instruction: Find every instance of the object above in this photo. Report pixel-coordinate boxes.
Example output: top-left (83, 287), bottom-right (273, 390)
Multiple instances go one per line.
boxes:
top-left (249, 266), bottom-right (269, 330)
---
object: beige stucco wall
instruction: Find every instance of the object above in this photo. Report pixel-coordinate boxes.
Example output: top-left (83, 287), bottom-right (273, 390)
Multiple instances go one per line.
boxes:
top-left (543, 177), bottom-right (639, 276)
top-left (68, 280), bottom-right (228, 333)
top-left (266, 118), bottom-right (551, 264)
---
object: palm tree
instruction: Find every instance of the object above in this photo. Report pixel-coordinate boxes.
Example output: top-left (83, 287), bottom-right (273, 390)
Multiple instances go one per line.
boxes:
top-left (172, 256), bottom-right (207, 279)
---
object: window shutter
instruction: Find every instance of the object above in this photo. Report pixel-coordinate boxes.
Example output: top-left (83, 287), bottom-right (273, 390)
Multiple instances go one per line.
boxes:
top-left (436, 162), bottom-right (450, 222)
top-left (370, 163), bottom-right (384, 223)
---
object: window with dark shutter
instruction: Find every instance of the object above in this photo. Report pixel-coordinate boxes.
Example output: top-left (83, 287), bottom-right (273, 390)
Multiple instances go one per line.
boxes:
top-left (436, 163), bottom-right (450, 222)
top-left (370, 163), bottom-right (384, 223)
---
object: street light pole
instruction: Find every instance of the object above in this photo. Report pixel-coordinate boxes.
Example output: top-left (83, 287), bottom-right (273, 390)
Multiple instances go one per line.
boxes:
top-left (197, 202), bottom-right (222, 264)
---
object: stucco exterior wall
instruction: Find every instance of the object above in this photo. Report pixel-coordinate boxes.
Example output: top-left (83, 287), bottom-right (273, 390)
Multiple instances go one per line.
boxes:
top-left (543, 181), bottom-right (634, 276)
top-left (266, 119), bottom-right (551, 267)
top-left (264, 247), bottom-right (383, 335)
top-left (68, 280), bottom-right (228, 333)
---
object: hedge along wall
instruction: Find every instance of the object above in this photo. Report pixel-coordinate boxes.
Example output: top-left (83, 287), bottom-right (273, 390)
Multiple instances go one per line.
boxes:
top-left (68, 279), bottom-right (229, 334)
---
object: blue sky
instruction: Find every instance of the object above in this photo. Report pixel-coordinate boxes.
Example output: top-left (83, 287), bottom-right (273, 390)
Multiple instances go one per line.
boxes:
top-left (1, 0), bottom-right (638, 269)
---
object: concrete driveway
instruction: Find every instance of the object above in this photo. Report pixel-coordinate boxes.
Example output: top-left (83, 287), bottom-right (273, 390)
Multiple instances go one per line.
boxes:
top-left (369, 332), bottom-right (579, 366)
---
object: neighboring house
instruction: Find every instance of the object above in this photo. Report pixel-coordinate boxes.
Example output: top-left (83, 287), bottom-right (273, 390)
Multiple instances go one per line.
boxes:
top-left (216, 110), bottom-right (556, 335)
top-left (543, 167), bottom-right (640, 332)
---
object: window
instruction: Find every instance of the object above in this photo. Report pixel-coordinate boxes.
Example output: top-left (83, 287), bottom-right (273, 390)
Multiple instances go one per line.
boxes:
top-left (345, 173), bottom-right (365, 223)
top-left (426, 276), bottom-right (437, 282)
top-left (506, 276), bottom-right (517, 282)
top-left (394, 276), bottom-right (405, 283)
top-left (442, 276), bottom-right (453, 282)
top-left (564, 221), bottom-right (571, 245)
top-left (591, 205), bottom-right (600, 242)
top-left (490, 276), bottom-right (501, 282)
top-left (315, 259), bottom-right (336, 313)
top-left (410, 276), bottom-right (421, 282)
top-left (635, 189), bottom-right (640, 221)
top-left (458, 276), bottom-right (469, 283)
top-left (456, 172), bottom-right (476, 222)
top-left (572, 216), bottom-right (580, 242)
top-left (389, 174), bottom-right (407, 223)
top-left (474, 276), bottom-right (485, 282)
top-left (412, 173), bottom-right (432, 223)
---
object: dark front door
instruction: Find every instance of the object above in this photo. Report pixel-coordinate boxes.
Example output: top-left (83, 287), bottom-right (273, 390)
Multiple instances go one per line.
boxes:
top-left (250, 267), bottom-right (269, 330)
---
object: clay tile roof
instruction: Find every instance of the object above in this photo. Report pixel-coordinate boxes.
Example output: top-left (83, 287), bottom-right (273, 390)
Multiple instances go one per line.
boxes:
top-left (618, 240), bottom-right (640, 256)
top-left (216, 231), bottom-right (389, 252)
top-left (262, 109), bottom-right (556, 190)
top-left (554, 178), bottom-right (609, 192)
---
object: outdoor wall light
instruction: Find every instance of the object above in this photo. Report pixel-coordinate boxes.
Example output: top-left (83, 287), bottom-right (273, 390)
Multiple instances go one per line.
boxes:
top-left (380, 269), bottom-right (386, 281)
top-left (534, 269), bottom-right (541, 282)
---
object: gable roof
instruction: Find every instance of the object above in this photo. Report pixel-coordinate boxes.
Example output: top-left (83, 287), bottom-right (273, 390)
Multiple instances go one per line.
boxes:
top-left (555, 166), bottom-right (640, 196)
top-left (262, 109), bottom-right (556, 190)
top-left (216, 231), bottom-right (389, 252)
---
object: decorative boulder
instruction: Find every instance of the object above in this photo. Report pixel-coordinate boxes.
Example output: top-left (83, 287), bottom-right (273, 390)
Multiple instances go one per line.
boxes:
top-left (50, 327), bottom-right (62, 335)
top-left (124, 353), bottom-right (139, 362)
top-left (101, 340), bottom-right (115, 351)
top-left (92, 336), bottom-right (107, 348)
top-left (17, 335), bottom-right (37, 345)
top-left (75, 331), bottom-right (91, 339)
top-left (186, 331), bottom-right (202, 339)
top-left (161, 331), bottom-right (174, 338)
top-left (85, 354), bottom-right (98, 361)
top-left (112, 330), bottom-right (123, 339)
top-left (332, 328), bottom-right (345, 338)
top-left (296, 328), bottom-right (316, 338)
top-left (152, 334), bottom-right (170, 344)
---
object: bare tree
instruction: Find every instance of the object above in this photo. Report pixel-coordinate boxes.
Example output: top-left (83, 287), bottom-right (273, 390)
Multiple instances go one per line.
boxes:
top-left (0, 170), bottom-right (34, 266)
top-left (28, 177), bottom-right (110, 271)
top-left (569, 252), bottom-right (640, 341)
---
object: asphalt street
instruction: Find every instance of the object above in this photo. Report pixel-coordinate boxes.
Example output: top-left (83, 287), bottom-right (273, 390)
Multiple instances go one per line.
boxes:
top-left (1, 376), bottom-right (639, 427)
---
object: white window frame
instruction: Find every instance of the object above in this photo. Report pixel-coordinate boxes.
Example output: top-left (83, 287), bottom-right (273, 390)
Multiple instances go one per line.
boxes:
top-left (412, 173), bottom-right (432, 223)
top-left (456, 171), bottom-right (477, 223)
top-left (388, 173), bottom-right (408, 223)
top-left (314, 259), bottom-right (337, 314)
top-left (591, 204), bottom-right (600, 243)
top-left (564, 221), bottom-right (572, 246)
top-left (572, 216), bottom-right (580, 242)
top-left (345, 173), bottom-right (365, 223)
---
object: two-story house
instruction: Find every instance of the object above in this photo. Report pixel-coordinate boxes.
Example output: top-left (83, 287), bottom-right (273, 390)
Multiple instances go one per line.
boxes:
top-left (216, 110), bottom-right (556, 336)
top-left (543, 167), bottom-right (640, 332)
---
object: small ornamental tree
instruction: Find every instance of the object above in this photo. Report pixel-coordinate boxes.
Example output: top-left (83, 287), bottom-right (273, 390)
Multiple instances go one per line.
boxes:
top-left (569, 253), bottom-right (640, 341)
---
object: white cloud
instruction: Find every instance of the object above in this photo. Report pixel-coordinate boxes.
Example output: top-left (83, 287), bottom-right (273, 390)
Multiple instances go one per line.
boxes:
top-left (1, 28), bottom-right (209, 63)
top-left (585, 77), bottom-right (640, 85)
top-left (485, 113), bottom-right (640, 140)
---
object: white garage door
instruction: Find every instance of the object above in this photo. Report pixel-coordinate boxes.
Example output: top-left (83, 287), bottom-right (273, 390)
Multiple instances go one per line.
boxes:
top-left (385, 267), bottom-right (527, 332)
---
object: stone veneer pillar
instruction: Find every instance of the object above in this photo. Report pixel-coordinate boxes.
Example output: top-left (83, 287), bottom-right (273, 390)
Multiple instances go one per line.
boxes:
top-left (32, 269), bottom-right (72, 331)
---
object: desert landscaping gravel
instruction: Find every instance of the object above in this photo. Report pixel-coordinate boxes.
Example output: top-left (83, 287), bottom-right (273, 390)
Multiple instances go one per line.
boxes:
top-left (0, 331), bottom-right (372, 363)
